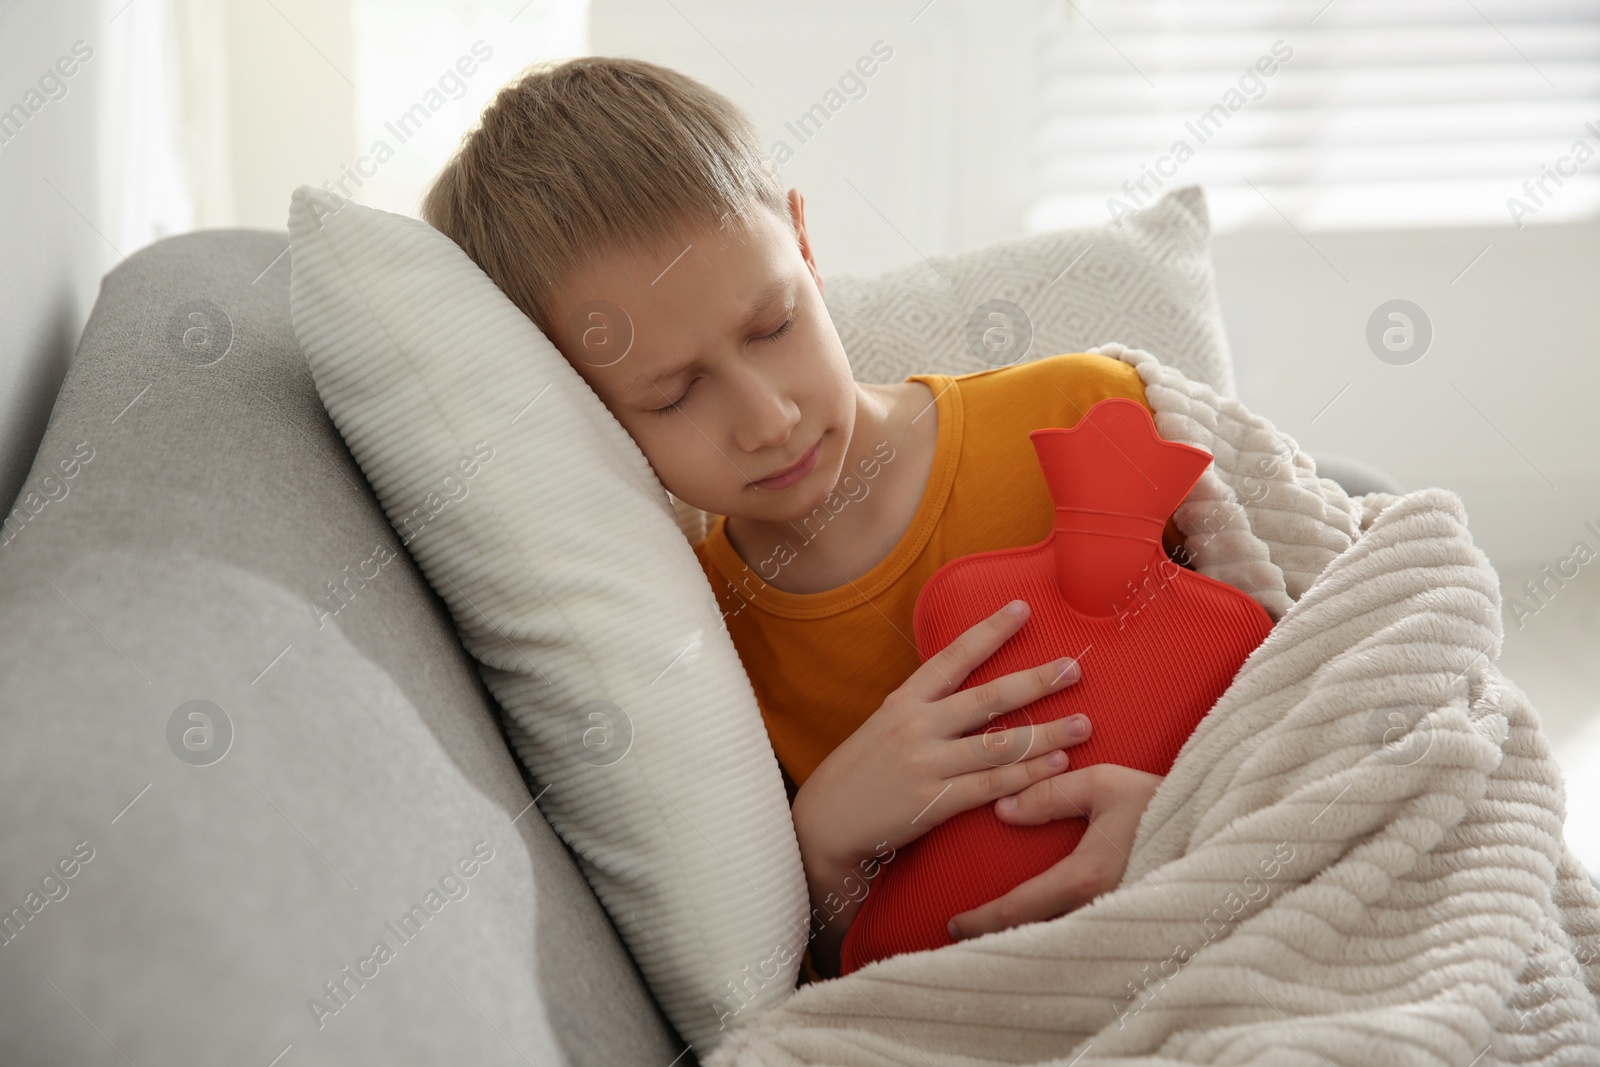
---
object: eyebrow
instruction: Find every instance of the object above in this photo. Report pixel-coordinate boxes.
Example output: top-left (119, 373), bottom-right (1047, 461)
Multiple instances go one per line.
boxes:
top-left (623, 276), bottom-right (793, 401)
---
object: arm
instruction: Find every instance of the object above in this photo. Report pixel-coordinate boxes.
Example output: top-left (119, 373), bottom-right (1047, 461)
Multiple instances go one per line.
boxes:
top-left (791, 813), bottom-right (872, 978)
top-left (783, 765), bottom-right (861, 979)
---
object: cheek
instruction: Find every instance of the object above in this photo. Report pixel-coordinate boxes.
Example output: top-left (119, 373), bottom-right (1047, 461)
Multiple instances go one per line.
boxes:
top-left (630, 421), bottom-right (695, 478)
top-left (628, 421), bottom-right (667, 462)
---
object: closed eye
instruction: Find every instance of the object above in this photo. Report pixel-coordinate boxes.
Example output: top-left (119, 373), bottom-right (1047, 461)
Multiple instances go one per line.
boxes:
top-left (762, 314), bottom-right (796, 343)
top-left (647, 313), bottom-right (797, 416)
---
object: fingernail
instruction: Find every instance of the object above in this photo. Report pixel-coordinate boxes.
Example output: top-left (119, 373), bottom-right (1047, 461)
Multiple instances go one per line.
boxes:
top-left (997, 795), bottom-right (1018, 812)
top-left (1067, 715), bottom-right (1089, 737)
top-left (1006, 599), bottom-right (1028, 617)
top-left (947, 919), bottom-right (961, 940)
top-left (1053, 656), bottom-right (1078, 680)
top-left (1046, 750), bottom-right (1067, 768)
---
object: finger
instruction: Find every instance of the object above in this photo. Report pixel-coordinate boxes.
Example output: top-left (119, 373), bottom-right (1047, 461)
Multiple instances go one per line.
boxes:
top-left (946, 832), bottom-right (1126, 941)
top-left (992, 764), bottom-right (1105, 825)
top-left (945, 652), bottom-right (1082, 739)
top-left (998, 765), bottom-right (1163, 831)
top-left (936, 746), bottom-right (1076, 822)
top-left (957, 712), bottom-right (1091, 773)
top-left (906, 599), bottom-right (1032, 703)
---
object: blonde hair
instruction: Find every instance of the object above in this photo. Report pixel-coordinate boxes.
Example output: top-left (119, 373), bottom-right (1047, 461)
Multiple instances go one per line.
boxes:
top-left (422, 55), bottom-right (792, 338)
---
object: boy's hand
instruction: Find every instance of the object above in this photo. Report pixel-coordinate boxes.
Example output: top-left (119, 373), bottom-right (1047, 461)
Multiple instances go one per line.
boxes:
top-left (944, 762), bottom-right (1164, 941)
top-left (791, 599), bottom-right (1091, 974)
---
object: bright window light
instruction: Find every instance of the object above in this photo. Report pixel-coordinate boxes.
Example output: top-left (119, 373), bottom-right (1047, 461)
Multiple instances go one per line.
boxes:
top-left (348, 0), bottom-right (589, 218)
top-left (1028, 0), bottom-right (1600, 233)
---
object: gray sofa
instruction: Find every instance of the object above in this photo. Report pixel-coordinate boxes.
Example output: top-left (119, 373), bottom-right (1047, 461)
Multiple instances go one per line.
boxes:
top-left (0, 228), bottom-right (1403, 1066)
top-left (0, 230), bottom-right (693, 1066)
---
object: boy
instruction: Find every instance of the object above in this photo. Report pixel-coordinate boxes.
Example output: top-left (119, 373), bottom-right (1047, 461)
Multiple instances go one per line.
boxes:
top-left (423, 55), bottom-right (1173, 981)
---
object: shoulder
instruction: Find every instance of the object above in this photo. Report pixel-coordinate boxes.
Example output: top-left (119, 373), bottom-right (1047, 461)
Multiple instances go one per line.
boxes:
top-left (940, 352), bottom-right (1151, 414)
top-left (948, 351), bottom-right (1141, 387)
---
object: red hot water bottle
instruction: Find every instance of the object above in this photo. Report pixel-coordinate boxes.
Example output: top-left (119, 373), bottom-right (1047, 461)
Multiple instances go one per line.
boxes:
top-left (838, 396), bottom-right (1275, 975)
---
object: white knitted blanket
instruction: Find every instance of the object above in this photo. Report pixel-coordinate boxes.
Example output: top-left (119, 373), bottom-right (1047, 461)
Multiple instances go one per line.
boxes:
top-left (704, 343), bottom-right (1600, 1067)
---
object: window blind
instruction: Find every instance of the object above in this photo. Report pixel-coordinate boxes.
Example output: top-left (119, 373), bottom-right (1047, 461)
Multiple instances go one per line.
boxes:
top-left (1028, 0), bottom-right (1600, 232)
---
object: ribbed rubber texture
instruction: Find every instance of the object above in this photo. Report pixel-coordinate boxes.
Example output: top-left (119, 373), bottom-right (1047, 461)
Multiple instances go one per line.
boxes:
top-left (840, 548), bottom-right (1273, 973)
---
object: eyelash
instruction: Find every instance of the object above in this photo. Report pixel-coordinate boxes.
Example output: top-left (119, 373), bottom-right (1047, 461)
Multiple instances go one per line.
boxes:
top-left (649, 313), bottom-right (796, 416)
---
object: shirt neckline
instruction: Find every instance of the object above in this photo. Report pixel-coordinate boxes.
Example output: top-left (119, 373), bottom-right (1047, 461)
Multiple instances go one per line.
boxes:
top-left (701, 373), bottom-right (964, 620)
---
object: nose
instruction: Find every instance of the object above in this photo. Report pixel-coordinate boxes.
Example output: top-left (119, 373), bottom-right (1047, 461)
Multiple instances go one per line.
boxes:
top-left (728, 362), bottom-right (800, 456)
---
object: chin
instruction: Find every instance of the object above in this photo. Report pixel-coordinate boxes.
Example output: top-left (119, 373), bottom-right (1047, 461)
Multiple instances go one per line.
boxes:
top-left (779, 463), bottom-right (845, 520)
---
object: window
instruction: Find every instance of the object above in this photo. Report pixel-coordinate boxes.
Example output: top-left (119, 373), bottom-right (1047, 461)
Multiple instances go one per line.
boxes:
top-left (1029, 0), bottom-right (1600, 232)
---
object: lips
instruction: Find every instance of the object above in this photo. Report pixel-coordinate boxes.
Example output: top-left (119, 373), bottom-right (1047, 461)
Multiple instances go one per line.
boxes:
top-left (754, 438), bottom-right (821, 485)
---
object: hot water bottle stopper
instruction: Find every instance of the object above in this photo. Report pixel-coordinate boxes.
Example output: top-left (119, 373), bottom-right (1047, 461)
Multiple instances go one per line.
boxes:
top-left (837, 396), bottom-right (1275, 975)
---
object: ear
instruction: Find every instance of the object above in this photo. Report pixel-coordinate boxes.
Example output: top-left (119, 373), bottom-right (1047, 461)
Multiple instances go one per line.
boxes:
top-left (788, 188), bottom-right (823, 298)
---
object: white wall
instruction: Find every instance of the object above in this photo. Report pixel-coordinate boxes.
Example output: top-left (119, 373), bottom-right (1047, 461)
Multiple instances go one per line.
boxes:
top-left (1215, 222), bottom-right (1600, 570)
top-left (347, 0), bottom-right (590, 219)
top-left (179, 0), bottom-right (359, 231)
top-left (0, 5), bottom-right (112, 515)
top-left (181, 0), bottom-right (590, 228)
top-left (0, 0), bottom-right (358, 516)
top-left (592, 0), bottom-right (1044, 275)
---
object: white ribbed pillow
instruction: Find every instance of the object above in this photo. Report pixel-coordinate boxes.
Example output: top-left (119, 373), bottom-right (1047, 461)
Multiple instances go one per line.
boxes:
top-left (286, 186), bottom-right (808, 1054)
